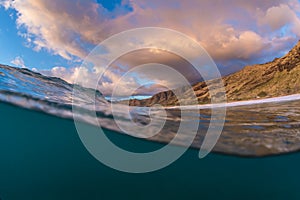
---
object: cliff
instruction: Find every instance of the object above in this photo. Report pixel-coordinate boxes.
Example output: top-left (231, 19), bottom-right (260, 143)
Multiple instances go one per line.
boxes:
top-left (125, 41), bottom-right (300, 107)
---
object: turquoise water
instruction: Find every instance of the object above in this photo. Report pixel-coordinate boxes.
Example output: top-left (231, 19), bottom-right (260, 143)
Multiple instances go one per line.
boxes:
top-left (1, 102), bottom-right (300, 200)
top-left (2, 64), bottom-right (300, 199)
top-left (2, 64), bottom-right (300, 157)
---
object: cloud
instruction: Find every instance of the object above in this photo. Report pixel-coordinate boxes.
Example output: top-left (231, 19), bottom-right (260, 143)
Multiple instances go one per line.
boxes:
top-left (41, 66), bottom-right (153, 96)
top-left (259, 4), bottom-right (300, 35)
top-left (4, 0), bottom-right (299, 62)
top-left (11, 56), bottom-right (26, 68)
top-left (2, 0), bottom-right (109, 60)
top-left (2, 0), bottom-right (300, 95)
top-left (0, 0), bottom-right (11, 9)
top-left (41, 66), bottom-right (97, 88)
top-left (201, 28), bottom-right (267, 61)
top-left (40, 58), bottom-right (186, 96)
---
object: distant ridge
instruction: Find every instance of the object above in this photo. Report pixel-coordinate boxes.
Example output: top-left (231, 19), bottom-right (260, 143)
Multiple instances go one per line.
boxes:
top-left (126, 41), bottom-right (300, 107)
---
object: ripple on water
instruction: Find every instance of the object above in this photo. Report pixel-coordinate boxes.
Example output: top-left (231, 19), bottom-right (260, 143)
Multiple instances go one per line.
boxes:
top-left (1, 64), bottom-right (300, 157)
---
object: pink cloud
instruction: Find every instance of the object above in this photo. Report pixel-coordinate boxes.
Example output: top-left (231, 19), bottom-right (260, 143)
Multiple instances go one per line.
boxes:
top-left (2, 0), bottom-right (300, 95)
top-left (3, 0), bottom-right (299, 62)
top-left (259, 4), bottom-right (300, 35)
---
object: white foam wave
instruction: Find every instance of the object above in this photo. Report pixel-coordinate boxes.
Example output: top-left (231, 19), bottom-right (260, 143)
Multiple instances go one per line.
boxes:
top-left (168, 94), bottom-right (300, 110)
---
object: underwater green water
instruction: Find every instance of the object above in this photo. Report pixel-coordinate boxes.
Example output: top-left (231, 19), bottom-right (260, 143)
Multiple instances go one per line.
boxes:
top-left (0, 102), bottom-right (300, 200)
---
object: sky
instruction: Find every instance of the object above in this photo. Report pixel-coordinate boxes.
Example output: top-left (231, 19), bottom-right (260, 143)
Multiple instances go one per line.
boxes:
top-left (0, 0), bottom-right (300, 96)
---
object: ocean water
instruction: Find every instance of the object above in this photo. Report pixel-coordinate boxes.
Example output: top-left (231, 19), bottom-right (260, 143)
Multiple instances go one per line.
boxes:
top-left (105, 95), bottom-right (153, 102)
top-left (1, 102), bottom-right (300, 200)
top-left (1, 64), bottom-right (300, 199)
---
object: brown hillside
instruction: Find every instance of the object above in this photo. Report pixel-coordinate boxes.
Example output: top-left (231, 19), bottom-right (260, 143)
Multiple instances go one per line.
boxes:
top-left (125, 41), bottom-right (300, 107)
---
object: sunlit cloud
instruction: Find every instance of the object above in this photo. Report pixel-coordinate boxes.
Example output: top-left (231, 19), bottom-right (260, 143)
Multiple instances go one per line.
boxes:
top-left (11, 56), bottom-right (26, 68)
top-left (258, 4), bottom-right (300, 34)
top-left (2, 0), bottom-right (300, 95)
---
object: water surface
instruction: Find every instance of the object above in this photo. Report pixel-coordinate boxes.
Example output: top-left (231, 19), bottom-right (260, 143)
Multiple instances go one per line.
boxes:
top-left (1, 64), bottom-right (300, 156)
